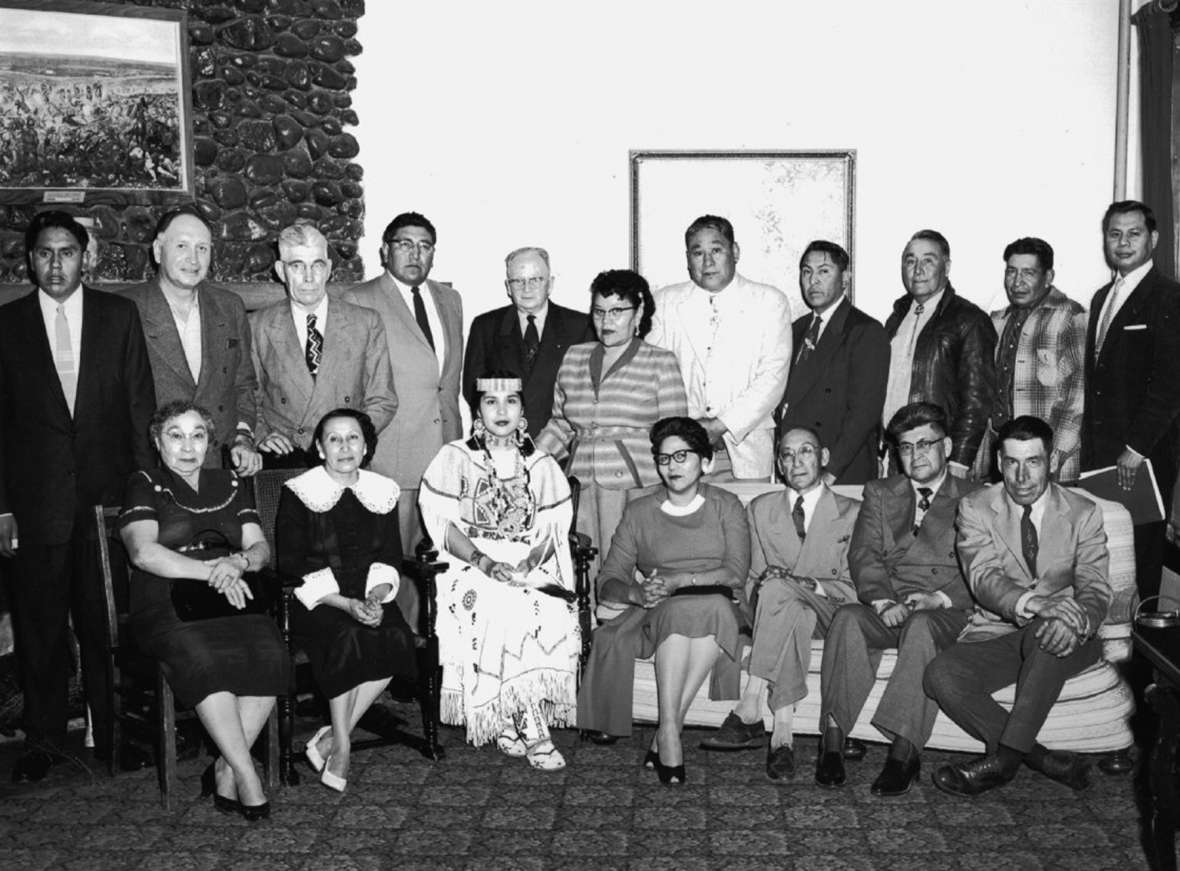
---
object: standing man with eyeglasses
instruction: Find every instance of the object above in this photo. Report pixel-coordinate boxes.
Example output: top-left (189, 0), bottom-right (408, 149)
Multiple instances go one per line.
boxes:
top-left (250, 220), bottom-right (396, 468)
top-left (462, 247), bottom-right (592, 437)
top-left (815, 402), bottom-right (976, 796)
top-left (344, 212), bottom-right (463, 600)
top-left (649, 215), bottom-right (792, 481)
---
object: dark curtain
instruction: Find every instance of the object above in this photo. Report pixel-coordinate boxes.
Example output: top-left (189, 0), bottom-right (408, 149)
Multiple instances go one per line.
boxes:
top-left (1133, 3), bottom-right (1176, 278)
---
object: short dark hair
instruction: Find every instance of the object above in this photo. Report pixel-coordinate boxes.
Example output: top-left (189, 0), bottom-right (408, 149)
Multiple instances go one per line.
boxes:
top-left (908, 229), bottom-right (950, 259)
top-left (153, 203), bottom-right (212, 240)
top-left (799, 240), bottom-right (850, 273)
top-left (1002, 237), bottom-right (1054, 272)
top-left (995, 415), bottom-right (1053, 456)
top-left (684, 215), bottom-right (735, 248)
top-left (312, 407), bottom-right (378, 467)
top-left (382, 211), bottom-right (437, 245)
top-left (589, 269), bottom-right (655, 338)
top-left (25, 210), bottom-right (89, 255)
top-left (1102, 200), bottom-right (1157, 234)
top-left (149, 399), bottom-right (216, 444)
top-left (650, 416), bottom-right (714, 462)
top-left (886, 402), bottom-right (948, 443)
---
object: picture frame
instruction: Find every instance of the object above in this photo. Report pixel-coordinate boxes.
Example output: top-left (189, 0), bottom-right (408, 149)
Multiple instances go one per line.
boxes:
top-left (630, 150), bottom-right (856, 315)
top-left (0, 0), bottom-right (194, 205)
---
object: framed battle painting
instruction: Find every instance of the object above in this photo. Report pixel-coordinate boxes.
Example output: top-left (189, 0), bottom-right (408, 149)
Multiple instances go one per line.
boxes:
top-left (0, 0), bottom-right (193, 205)
top-left (630, 150), bottom-right (856, 318)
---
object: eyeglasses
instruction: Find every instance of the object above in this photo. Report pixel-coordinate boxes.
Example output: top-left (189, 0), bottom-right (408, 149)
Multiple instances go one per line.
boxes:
top-left (591, 306), bottom-right (636, 320)
top-left (283, 260), bottom-right (329, 279)
top-left (897, 438), bottom-right (942, 457)
top-left (506, 276), bottom-right (548, 292)
top-left (388, 239), bottom-right (435, 256)
top-left (779, 445), bottom-right (819, 463)
top-left (655, 449), bottom-right (697, 465)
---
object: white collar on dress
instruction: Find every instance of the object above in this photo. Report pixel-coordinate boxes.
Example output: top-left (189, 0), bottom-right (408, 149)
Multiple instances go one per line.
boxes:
top-left (660, 492), bottom-right (705, 516)
top-left (285, 465), bottom-right (400, 514)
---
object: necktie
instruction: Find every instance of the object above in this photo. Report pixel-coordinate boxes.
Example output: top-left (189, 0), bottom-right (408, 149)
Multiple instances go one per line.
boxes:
top-left (1021, 504), bottom-right (1038, 578)
top-left (523, 314), bottom-right (540, 371)
top-left (912, 486), bottom-right (933, 536)
top-left (55, 304), bottom-right (77, 415)
top-left (795, 315), bottom-right (822, 365)
top-left (907, 302), bottom-right (926, 356)
top-left (792, 495), bottom-right (807, 541)
top-left (1095, 276), bottom-right (1125, 354)
top-left (411, 285), bottom-right (435, 351)
top-left (305, 313), bottom-right (323, 377)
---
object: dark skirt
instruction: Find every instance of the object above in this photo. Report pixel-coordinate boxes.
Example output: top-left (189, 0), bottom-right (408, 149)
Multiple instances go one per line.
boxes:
top-left (292, 599), bottom-right (417, 699)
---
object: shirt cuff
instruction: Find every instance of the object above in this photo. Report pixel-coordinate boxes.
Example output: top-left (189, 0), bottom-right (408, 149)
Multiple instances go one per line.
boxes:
top-left (1015, 590), bottom-right (1037, 620)
top-left (295, 568), bottom-right (339, 609)
top-left (935, 590), bottom-right (952, 609)
top-left (365, 563), bottom-right (400, 603)
top-left (871, 598), bottom-right (895, 614)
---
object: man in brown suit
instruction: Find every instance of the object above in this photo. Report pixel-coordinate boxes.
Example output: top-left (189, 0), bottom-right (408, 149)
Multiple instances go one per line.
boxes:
top-left (816, 402), bottom-right (976, 795)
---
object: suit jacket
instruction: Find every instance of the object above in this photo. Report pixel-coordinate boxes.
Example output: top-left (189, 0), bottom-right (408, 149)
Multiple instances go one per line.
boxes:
top-left (0, 288), bottom-right (155, 544)
top-left (848, 472), bottom-right (976, 609)
top-left (122, 279), bottom-right (257, 466)
top-left (885, 284), bottom-right (998, 467)
top-left (343, 274), bottom-right (463, 487)
top-left (778, 298), bottom-right (889, 484)
top-left (989, 287), bottom-right (1086, 481)
top-left (1082, 266), bottom-right (1180, 502)
top-left (956, 482), bottom-right (1111, 642)
top-left (249, 297), bottom-right (397, 450)
top-left (462, 302), bottom-right (593, 436)
top-left (746, 485), bottom-right (860, 607)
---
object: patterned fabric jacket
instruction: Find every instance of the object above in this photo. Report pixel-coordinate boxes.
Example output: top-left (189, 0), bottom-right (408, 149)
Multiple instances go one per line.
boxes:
top-left (988, 286), bottom-right (1086, 480)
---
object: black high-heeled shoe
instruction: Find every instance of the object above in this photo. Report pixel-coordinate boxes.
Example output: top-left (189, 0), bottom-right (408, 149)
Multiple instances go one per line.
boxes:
top-left (239, 801), bottom-right (271, 822)
top-left (655, 758), bottom-right (686, 785)
top-left (199, 763), bottom-right (241, 815)
top-left (642, 749), bottom-right (658, 771)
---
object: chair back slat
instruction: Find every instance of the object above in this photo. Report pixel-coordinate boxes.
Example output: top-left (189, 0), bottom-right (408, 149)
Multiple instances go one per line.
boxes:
top-left (94, 505), bottom-right (125, 650)
top-left (253, 469), bottom-right (303, 570)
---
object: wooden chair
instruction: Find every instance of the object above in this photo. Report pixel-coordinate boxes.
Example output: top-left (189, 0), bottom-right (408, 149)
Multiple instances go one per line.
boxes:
top-left (95, 505), bottom-right (279, 808)
top-left (567, 476), bottom-right (597, 674)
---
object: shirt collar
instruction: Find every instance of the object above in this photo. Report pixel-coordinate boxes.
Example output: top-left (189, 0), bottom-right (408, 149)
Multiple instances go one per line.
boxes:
top-left (37, 286), bottom-right (83, 319)
top-left (285, 465), bottom-right (400, 514)
top-left (289, 294), bottom-right (328, 325)
top-left (909, 287), bottom-right (945, 315)
top-left (1115, 259), bottom-right (1153, 293)
top-left (811, 293), bottom-right (846, 319)
top-left (518, 302), bottom-right (549, 330)
top-left (911, 469), bottom-right (948, 499)
top-left (1004, 486), bottom-right (1049, 527)
top-left (786, 482), bottom-right (825, 517)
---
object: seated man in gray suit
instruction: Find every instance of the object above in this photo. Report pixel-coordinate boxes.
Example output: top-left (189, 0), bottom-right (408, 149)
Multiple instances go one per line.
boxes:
top-left (926, 415), bottom-right (1110, 795)
top-left (250, 220), bottom-right (397, 466)
top-left (701, 426), bottom-right (860, 781)
top-left (816, 402), bottom-right (976, 796)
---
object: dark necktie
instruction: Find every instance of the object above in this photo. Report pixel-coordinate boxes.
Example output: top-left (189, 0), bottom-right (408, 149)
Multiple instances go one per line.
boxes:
top-left (1021, 504), bottom-right (1038, 577)
top-left (795, 315), bottom-right (822, 366)
top-left (523, 314), bottom-right (540, 371)
top-left (411, 285), bottom-right (435, 351)
top-left (913, 486), bottom-right (933, 536)
top-left (792, 495), bottom-right (807, 541)
top-left (305, 313), bottom-right (323, 377)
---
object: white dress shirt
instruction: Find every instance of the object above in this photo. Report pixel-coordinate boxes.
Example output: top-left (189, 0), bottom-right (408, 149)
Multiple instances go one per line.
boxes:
top-left (393, 276), bottom-right (446, 374)
top-left (882, 288), bottom-right (945, 428)
top-left (38, 287), bottom-right (83, 378)
top-left (166, 293), bottom-right (202, 382)
top-left (517, 302), bottom-right (548, 338)
top-left (1096, 258), bottom-right (1153, 343)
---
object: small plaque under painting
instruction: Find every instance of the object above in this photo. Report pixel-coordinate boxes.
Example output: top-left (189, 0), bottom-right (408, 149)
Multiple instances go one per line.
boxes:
top-left (42, 191), bottom-right (86, 204)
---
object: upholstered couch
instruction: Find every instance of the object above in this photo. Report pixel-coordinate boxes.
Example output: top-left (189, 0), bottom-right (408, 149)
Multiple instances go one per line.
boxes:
top-left (613, 481), bottom-right (1136, 761)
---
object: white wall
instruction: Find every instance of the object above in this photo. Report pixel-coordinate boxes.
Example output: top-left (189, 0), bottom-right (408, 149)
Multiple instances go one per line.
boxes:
top-left (352, 0), bottom-right (1136, 326)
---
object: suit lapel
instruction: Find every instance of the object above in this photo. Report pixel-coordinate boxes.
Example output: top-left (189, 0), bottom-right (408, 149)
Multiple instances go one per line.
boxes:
top-left (796, 487), bottom-right (836, 570)
top-left (429, 279), bottom-right (460, 374)
top-left (272, 305), bottom-right (314, 403)
top-left (496, 307), bottom-right (527, 377)
top-left (531, 306), bottom-right (569, 382)
top-left (992, 486), bottom-right (1034, 582)
top-left (195, 289), bottom-right (228, 396)
top-left (19, 291), bottom-right (71, 419)
top-left (790, 299), bottom-right (851, 397)
top-left (141, 281), bottom-right (196, 390)
top-left (380, 272), bottom-right (433, 355)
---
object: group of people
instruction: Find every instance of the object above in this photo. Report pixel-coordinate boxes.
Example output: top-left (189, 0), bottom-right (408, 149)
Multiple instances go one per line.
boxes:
top-left (0, 195), bottom-right (1170, 813)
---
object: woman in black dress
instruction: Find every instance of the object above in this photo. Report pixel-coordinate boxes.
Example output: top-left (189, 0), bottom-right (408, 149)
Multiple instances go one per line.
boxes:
top-left (120, 400), bottom-right (290, 820)
top-left (277, 408), bottom-right (416, 793)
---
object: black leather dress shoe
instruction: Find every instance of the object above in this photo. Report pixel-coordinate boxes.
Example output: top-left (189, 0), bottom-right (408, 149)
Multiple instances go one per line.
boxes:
top-left (843, 737), bottom-right (868, 760)
top-left (932, 754), bottom-right (1017, 797)
top-left (815, 747), bottom-right (846, 787)
top-left (700, 712), bottom-right (766, 751)
top-left (870, 756), bottom-right (920, 796)
top-left (766, 744), bottom-right (796, 781)
top-left (11, 749), bottom-right (54, 784)
top-left (586, 731), bottom-right (618, 746)
top-left (1026, 749), bottom-right (1091, 791)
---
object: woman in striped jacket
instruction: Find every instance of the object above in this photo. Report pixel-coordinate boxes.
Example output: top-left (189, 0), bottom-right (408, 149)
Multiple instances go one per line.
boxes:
top-left (536, 270), bottom-right (688, 598)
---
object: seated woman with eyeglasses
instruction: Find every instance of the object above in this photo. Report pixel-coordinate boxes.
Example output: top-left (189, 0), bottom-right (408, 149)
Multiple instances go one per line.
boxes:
top-left (576, 416), bottom-right (750, 784)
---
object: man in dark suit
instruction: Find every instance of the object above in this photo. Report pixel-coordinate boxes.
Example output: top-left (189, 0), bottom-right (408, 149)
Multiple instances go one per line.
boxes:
top-left (816, 402), bottom-right (975, 796)
top-left (0, 211), bottom-right (155, 781)
top-left (927, 415), bottom-right (1110, 795)
top-left (123, 205), bottom-right (260, 475)
top-left (1081, 200), bottom-right (1180, 599)
top-left (777, 240), bottom-right (889, 484)
top-left (463, 246), bottom-right (593, 437)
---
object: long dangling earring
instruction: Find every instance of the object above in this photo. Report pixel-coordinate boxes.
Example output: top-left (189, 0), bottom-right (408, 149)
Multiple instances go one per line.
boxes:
top-left (515, 417), bottom-right (528, 447)
top-left (473, 418), bottom-right (486, 438)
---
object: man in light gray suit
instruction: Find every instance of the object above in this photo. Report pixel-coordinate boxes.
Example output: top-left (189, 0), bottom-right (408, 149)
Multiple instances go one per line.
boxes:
top-left (123, 205), bottom-right (261, 474)
top-left (250, 221), bottom-right (397, 467)
top-left (343, 211), bottom-right (464, 561)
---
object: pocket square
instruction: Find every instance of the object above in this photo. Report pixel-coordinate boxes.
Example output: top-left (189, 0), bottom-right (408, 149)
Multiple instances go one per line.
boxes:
top-left (1123, 324), bottom-right (1148, 331)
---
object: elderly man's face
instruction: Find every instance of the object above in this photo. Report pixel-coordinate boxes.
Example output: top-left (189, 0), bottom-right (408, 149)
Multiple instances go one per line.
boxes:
top-left (154, 214), bottom-right (211, 292)
top-left (1003, 253), bottom-right (1053, 310)
top-left (505, 251), bottom-right (552, 315)
top-left (686, 227), bottom-right (738, 293)
top-left (999, 436), bottom-right (1050, 506)
top-left (776, 428), bottom-right (829, 494)
top-left (799, 251), bottom-right (848, 314)
top-left (277, 240), bottom-right (331, 309)
top-left (896, 423), bottom-right (951, 485)
top-left (384, 225), bottom-right (435, 287)
top-left (901, 238), bottom-right (949, 303)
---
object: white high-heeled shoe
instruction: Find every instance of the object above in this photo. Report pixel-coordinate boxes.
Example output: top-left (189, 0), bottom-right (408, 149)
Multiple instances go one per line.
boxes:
top-left (304, 725), bottom-right (332, 773)
top-left (320, 753), bottom-right (347, 792)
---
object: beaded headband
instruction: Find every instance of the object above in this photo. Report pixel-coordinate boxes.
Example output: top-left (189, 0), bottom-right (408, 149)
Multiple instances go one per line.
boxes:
top-left (475, 377), bottom-right (522, 392)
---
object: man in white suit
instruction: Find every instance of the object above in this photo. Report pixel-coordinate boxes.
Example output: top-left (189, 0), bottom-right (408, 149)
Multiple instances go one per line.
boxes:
top-left (344, 212), bottom-right (463, 620)
top-left (649, 215), bottom-right (792, 480)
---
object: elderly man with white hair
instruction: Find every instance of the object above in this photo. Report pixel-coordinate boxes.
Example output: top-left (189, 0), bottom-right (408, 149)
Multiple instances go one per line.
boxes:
top-left (250, 220), bottom-right (398, 468)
